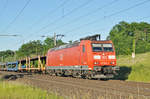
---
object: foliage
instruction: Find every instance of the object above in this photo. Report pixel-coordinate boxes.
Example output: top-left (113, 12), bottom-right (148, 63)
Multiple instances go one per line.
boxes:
top-left (16, 37), bottom-right (65, 58)
top-left (0, 50), bottom-right (15, 62)
top-left (43, 37), bottom-right (65, 55)
top-left (43, 37), bottom-right (55, 54)
top-left (16, 40), bottom-right (44, 57)
top-left (117, 52), bottom-right (150, 82)
top-left (109, 21), bottom-right (150, 55)
top-left (0, 50), bottom-right (14, 58)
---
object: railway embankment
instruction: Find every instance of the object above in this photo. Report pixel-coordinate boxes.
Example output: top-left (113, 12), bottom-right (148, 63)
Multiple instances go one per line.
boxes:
top-left (116, 52), bottom-right (150, 82)
top-left (1, 71), bottom-right (150, 99)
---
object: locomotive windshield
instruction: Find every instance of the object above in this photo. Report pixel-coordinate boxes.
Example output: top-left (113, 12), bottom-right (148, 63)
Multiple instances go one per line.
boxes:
top-left (103, 44), bottom-right (113, 51)
top-left (92, 43), bottom-right (113, 52)
top-left (92, 44), bottom-right (103, 52)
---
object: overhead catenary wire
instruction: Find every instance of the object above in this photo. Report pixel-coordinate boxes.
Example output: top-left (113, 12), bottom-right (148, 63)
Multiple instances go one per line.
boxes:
top-left (34, 0), bottom-right (93, 34)
top-left (1, 0), bottom-right (32, 33)
top-left (64, 0), bottom-right (150, 37)
top-left (25, 0), bottom-right (94, 43)
top-left (8, 14), bottom-right (150, 50)
top-left (0, 34), bottom-right (20, 37)
top-left (10, 0), bottom-right (69, 49)
top-left (137, 15), bottom-right (150, 21)
top-left (27, 0), bottom-right (69, 31)
top-left (44, 0), bottom-right (119, 34)
top-left (88, 14), bottom-right (150, 42)
top-left (5, 0), bottom-right (150, 51)
top-left (94, 14), bottom-right (150, 32)
top-left (0, 0), bottom-right (8, 18)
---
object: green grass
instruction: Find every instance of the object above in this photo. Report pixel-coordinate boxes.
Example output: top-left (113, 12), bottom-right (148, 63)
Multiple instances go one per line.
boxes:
top-left (117, 52), bottom-right (150, 82)
top-left (0, 81), bottom-right (64, 99)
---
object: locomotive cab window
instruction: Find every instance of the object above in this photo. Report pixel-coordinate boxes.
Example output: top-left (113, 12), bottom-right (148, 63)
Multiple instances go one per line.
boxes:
top-left (92, 43), bottom-right (113, 52)
top-left (92, 44), bottom-right (102, 52)
top-left (103, 44), bottom-right (113, 52)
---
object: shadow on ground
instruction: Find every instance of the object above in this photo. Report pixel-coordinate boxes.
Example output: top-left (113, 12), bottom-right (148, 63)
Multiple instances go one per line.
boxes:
top-left (1, 73), bottom-right (32, 81)
top-left (114, 66), bottom-right (132, 80)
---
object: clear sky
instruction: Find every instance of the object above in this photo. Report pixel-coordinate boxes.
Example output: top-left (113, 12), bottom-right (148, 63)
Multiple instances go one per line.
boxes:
top-left (0, 0), bottom-right (150, 51)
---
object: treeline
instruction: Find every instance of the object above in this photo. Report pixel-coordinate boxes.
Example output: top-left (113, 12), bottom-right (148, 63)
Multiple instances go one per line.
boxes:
top-left (0, 37), bottom-right (65, 62)
top-left (108, 21), bottom-right (150, 55)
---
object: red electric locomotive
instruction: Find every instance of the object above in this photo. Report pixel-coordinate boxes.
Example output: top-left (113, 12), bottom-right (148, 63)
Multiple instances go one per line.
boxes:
top-left (46, 35), bottom-right (119, 79)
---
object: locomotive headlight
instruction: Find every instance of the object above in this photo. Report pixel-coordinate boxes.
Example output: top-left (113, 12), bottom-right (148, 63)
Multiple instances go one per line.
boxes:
top-left (94, 55), bottom-right (101, 59)
top-left (108, 55), bottom-right (116, 59)
top-left (110, 61), bottom-right (115, 64)
top-left (94, 61), bottom-right (99, 64)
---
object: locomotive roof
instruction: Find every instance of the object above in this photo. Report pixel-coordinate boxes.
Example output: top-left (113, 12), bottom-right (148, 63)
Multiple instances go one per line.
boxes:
top-left (49, 40), bottom-right (113, 52)
top-left (91, 40), bottom-right (112, 43)
top-left (49, 41), bottom-right (80, 51)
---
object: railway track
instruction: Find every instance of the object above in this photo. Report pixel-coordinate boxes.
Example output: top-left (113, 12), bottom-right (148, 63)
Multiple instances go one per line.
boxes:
top-left (1, 71), bottom-right (150, 99)
top-left (28, 75), bottom-right (150, 96)
top-left (42, 75), bottom-right (150, 91)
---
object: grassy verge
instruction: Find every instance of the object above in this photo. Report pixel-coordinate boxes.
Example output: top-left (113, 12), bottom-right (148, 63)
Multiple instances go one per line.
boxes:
top-left (117, 52), bottom-right (150, 82)
top-left (0, 81), bottom-right (64, 99)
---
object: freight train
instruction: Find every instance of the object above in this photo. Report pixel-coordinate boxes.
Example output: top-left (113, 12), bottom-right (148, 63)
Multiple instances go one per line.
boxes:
top-left (0, 34), bottom-right (119, 79)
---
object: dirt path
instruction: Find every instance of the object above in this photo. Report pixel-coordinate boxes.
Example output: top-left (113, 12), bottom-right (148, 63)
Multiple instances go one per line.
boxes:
top-left (0, 71), bottom-right (150, 99)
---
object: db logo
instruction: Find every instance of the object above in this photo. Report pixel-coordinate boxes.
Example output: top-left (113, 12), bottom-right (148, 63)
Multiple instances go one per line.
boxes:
top-left (60, 54), bottom-right (63, 60)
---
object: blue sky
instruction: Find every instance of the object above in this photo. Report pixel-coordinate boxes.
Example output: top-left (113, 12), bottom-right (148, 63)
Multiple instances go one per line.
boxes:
top-left (0, 0), bottom-right (150, 51)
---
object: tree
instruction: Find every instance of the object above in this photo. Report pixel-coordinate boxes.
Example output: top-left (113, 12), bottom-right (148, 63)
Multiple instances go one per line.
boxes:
top-left (16, 40), bottom-right (44, 57)
top-left (0, 50), bottom-right (15, 62)
top-left (43, 37), bottom-right (65, 54)
top-left (109, 21), bottom-right (150, 55)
